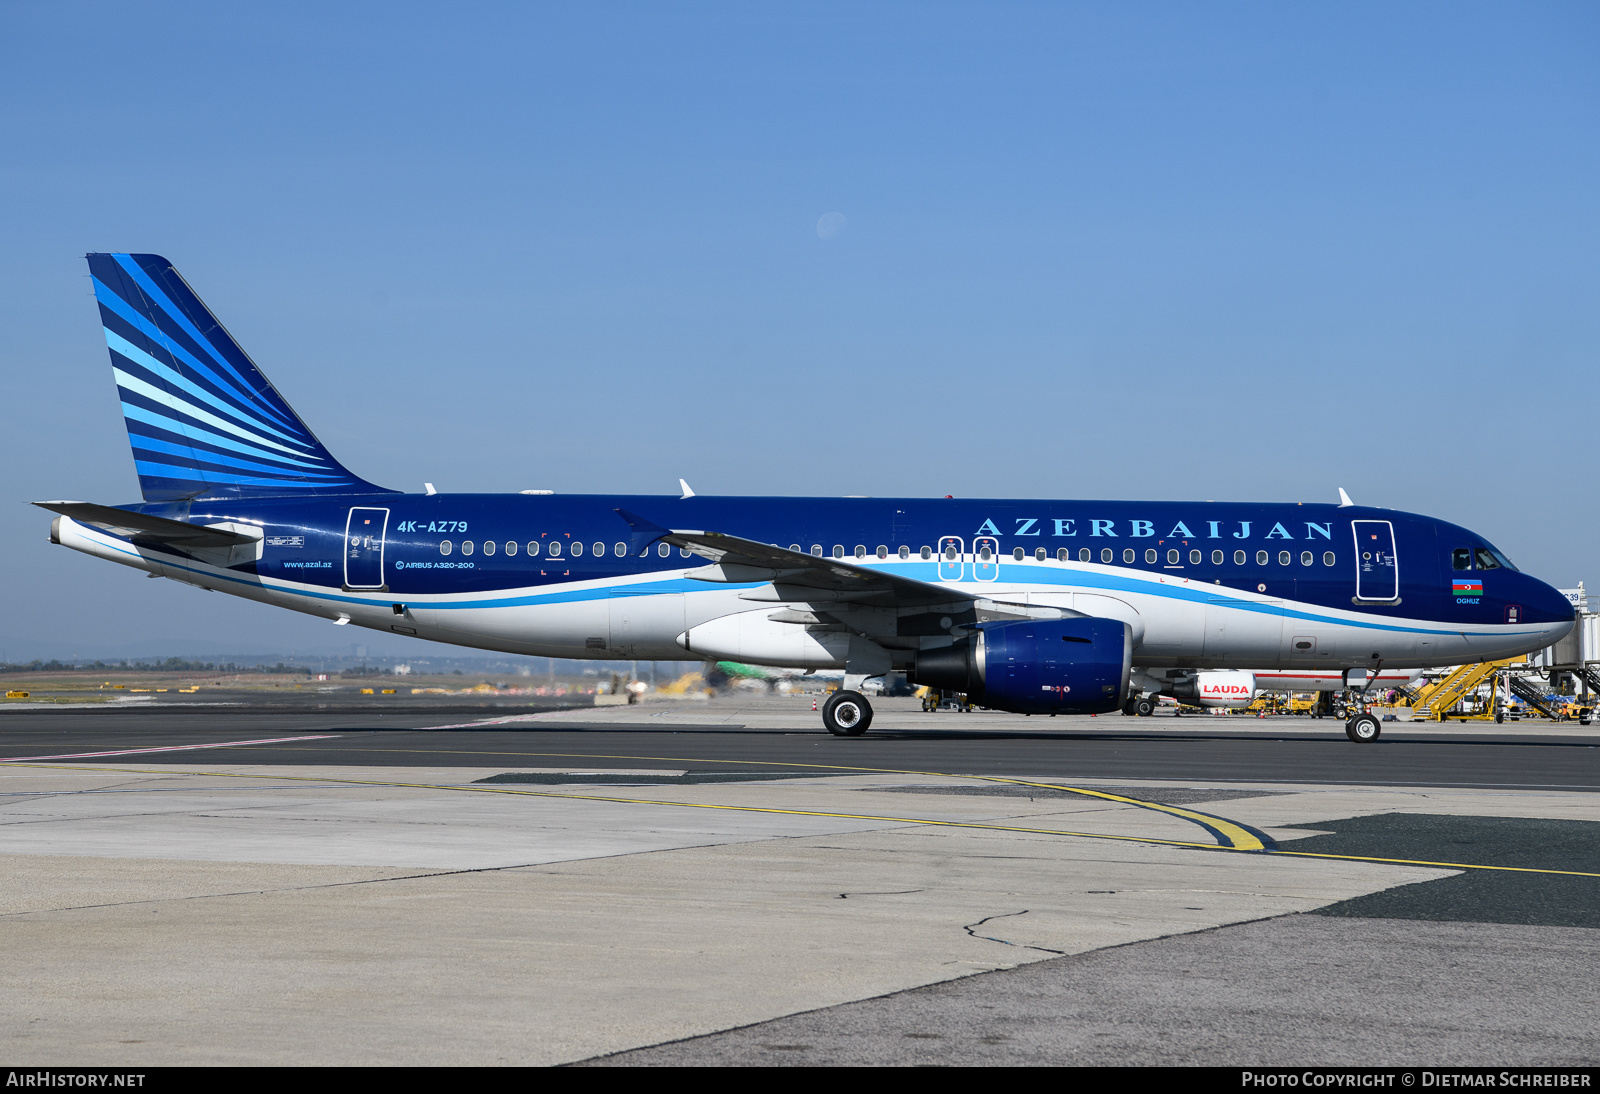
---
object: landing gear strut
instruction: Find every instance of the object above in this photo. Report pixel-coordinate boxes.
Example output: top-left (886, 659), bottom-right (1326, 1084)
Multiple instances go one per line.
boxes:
top-left (823, 690), bottom-right (872, 737)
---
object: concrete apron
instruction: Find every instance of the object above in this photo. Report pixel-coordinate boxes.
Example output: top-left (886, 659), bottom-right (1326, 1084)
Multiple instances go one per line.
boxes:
top-left (0, 762), bottom-right (1534, 1066)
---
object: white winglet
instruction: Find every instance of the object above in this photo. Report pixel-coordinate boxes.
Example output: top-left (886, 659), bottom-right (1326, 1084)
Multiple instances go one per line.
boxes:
top-left (1337, 488), bottom-right (1354, 508)
top-left (679, 478), bottom-right (696, 499)
top-left (424, 483), bottom-right (437, 496)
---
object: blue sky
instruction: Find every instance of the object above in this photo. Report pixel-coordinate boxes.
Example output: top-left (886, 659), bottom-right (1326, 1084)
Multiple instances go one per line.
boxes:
top-left (3, 2), bottom-right (1596, 657)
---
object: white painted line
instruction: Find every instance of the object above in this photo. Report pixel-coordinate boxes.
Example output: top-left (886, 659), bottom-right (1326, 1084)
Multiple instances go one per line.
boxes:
top-left (0, 734), bottom-right (341, 763)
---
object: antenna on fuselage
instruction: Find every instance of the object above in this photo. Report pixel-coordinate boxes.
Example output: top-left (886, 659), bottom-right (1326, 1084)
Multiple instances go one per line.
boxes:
top-left (1337, 487), bottom-right (1354, 507)
top-left (424, 483), bottom-right (437, 496)
top-left (679, 479), bottom-right (696, 499)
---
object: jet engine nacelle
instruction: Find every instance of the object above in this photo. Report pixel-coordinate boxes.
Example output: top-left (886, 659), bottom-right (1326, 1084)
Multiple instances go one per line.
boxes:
top-left (908, 617), bottom-right (1132, 716)
top-left (1170, 670), bottom-right (1257, 709)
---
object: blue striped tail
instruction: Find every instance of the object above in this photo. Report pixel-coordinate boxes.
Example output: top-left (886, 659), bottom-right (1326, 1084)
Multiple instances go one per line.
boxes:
top-left (86, 252), bottom-right (394, 502)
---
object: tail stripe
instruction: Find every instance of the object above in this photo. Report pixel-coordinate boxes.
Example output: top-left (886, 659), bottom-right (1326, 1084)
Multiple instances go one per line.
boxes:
top-left (105, 330), bottom-right (311, 450)
top-left (132, 460), bottom-right (343, 491)
top-left (109, 254), bottom-right (300, 431)
top-left (112, 368), bottom-right (312, 457)
top-left (94, 278), bottom-right (283, 426)
top-left (127, 430), bottom-right (343, 478)
top-left (87, 252), bottom-right (392, 501)
top-left (117, 401), bottom-right (333, 470)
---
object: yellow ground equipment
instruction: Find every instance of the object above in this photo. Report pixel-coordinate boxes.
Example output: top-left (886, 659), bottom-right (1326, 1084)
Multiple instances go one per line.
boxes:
top-left (1408, 659), bottom-right (1520, 722)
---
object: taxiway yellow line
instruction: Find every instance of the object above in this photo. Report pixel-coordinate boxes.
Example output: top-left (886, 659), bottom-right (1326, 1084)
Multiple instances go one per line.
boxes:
top-left (6, 759), bottom-right (1598, 877)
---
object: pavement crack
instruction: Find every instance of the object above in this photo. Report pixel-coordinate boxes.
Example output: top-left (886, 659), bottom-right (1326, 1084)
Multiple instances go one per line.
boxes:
top-left (962, 910), bottom-right (1068, 955)
top-left (837, 889), bottom-right (925, 899)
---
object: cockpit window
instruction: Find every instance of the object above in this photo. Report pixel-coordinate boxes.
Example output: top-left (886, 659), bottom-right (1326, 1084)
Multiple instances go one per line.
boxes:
top-left (1474, 547), bottom-right (1501, 571)
top-left (1481, 543), bottom-right (1518, 571)
top-left (1452, 548), bottom-right (1473, 571)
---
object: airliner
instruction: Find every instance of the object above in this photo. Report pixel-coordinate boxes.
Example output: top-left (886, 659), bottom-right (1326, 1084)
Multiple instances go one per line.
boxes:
top-left (39, 254), bottom-right (1576, 743)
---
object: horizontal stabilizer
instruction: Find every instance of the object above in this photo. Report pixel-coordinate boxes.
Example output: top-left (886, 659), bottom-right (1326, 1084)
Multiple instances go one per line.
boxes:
top-left (34, 501), bottom-right (259, 548)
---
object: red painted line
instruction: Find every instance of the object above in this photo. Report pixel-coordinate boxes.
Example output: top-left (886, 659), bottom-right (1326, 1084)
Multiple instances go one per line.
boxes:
top-left (0, 734), bottom-right (340, 763)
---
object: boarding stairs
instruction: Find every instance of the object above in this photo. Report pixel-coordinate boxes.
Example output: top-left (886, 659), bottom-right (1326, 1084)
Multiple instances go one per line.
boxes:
top-left (1506, 674), bottom-right (1561, 720)
top-left (1407, 659), bottom-right (1518, 721)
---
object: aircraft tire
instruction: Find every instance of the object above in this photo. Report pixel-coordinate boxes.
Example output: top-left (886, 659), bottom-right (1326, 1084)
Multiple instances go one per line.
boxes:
top-left (824, 691), bottom-right (872, 737)
top-left (1345, 713), bottom-right (1381, 743)
top-left (1136, 698), bottom-right (1155, 717)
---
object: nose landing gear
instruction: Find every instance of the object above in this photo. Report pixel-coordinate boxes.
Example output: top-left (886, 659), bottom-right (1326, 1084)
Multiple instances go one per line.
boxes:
top-left (1345, 712), bottom-right (1381, 742)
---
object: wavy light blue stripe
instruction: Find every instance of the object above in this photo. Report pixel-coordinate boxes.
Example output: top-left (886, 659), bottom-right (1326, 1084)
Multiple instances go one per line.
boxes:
top-left (120, 401), bottom-right (330, 469)
top-left (114, 368), bottom-right (313, 458)
top-left (130, 435), bottom-right (346, 480)
top-left (107, 330), bottom-right (315, 451)
top-left (133, 459), bottom-right (349, 491)
top-left (111, 255), bottom-right (299, 431)
top-left (94, 277), bottom-right (284, 428)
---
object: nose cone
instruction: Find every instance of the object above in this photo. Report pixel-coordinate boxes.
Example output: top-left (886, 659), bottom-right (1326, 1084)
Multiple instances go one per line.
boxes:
top-left (1516, 574), bottom-right (1577, 632)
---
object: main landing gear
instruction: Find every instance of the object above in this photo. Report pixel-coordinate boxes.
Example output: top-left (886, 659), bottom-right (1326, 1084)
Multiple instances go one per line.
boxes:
top-left (823, 690), bottom-right (872, 737)
top-left (1345, 712), bottom-right (1381, 743)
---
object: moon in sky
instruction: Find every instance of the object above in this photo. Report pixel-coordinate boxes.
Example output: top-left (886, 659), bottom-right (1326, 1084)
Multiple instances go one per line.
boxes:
top-left (816, 212), bottom-right (846, 239)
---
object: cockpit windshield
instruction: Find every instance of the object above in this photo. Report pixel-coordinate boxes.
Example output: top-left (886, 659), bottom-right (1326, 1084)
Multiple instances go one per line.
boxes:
top-left (1479, 544), bottom-right (1518, 572)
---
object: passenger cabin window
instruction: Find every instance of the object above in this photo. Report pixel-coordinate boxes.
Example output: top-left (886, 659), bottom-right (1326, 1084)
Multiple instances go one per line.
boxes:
top-left (1057, 548), bottom-right (1069, 562)
top-left (835, 545), bottom-right (846, 559)
top-left (1189, 549), bottom-right (1201, 564)
top-left (527, 541), bottom-right (540, 557)
top-left (1278, 550), bottom-right (1290, 566)
top-left (1145, 548), bottom-right (1157, 564)
top-left (1079, 548), bottom-right (1090, 562)
top-left (921, 547), bottom-right (932, 560)
top-left (505, 541), bottom-right (517, 557)
top-left (1035, 547), bottom-right (1047, 561)
top-left (1452, 548), bottom-right (1473, 570)
top-left (1212, 550), bottom-right (1223, 564)
top-left (1100, 548), bottom-right (1112, 563)
top-left (680, 546), bottom-right (692, 557)
top-left (659, 543), bottom-right (671, 557)
top-left (1234, 550), bottom-right (1246, 565)
top-left (1474, 548), bottom-right (1501, 570)
top-left (1300, 551), bottom-right (1312, 566)
top-left (614, 542), bottom-right (626, 557)
top-left (944, 545), bottom-right (958, 560)
top-left (592, 542), bottom-right (604, 557)
top-left (1012, 547), bottom-right (1024, 561)
top-left (548, 541), bottom-right (561, 557)
top-left (482, 540), bottom-right (495, 556)
top-left (1256, 550), bottom-right (1268, 565)
top-left (876, 546), bottom-right (888, 559)
top-left (570, 542), bottom-right (583, 557)
top-left (1123, 549), bottom-right (1135, 563)
top-left (440, 540), bottom-right (453, 556)
top-left (855, 545), bottom-right (867, 558)
top-left (899, 546), bottom-right (910, 559)
top-left (1167, 549), bottom-right (1179, 564)
top-left (790, 544), bottom-right (801, 553)
top-left (461, 541), bottom-right (474, 556)
top-left (1323, 552), bottom-right (1336, 566)
top-left (812, 545), bottom-right (823, 556)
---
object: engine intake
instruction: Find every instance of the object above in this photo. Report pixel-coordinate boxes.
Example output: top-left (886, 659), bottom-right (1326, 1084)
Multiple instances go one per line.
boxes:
top-left (909, 617), bottom-right (1131, 715)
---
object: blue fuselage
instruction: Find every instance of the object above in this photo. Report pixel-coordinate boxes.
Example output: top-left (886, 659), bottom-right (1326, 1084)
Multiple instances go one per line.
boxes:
top-left (65, 493), bottom-right (1572, 674)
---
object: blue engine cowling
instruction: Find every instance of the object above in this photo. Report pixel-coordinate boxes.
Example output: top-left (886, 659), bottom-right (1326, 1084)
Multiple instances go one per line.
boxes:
top-left (908, 617), bottom-right (1132, 715)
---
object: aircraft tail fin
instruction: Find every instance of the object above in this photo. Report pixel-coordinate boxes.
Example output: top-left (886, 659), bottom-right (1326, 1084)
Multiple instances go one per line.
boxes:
top-left (85, 253), bottom-right (394, 502)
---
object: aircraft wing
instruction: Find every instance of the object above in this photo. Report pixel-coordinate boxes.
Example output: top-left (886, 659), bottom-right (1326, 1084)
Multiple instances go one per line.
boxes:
top-left (616, 509), bottom-right (1067, 621)
top-left (34, 501), bottom-right (260, 549)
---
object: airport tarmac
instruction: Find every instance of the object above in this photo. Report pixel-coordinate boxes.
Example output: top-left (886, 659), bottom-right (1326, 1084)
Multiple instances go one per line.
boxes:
top-left (1, 696), bottom-right (1596, 1066)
